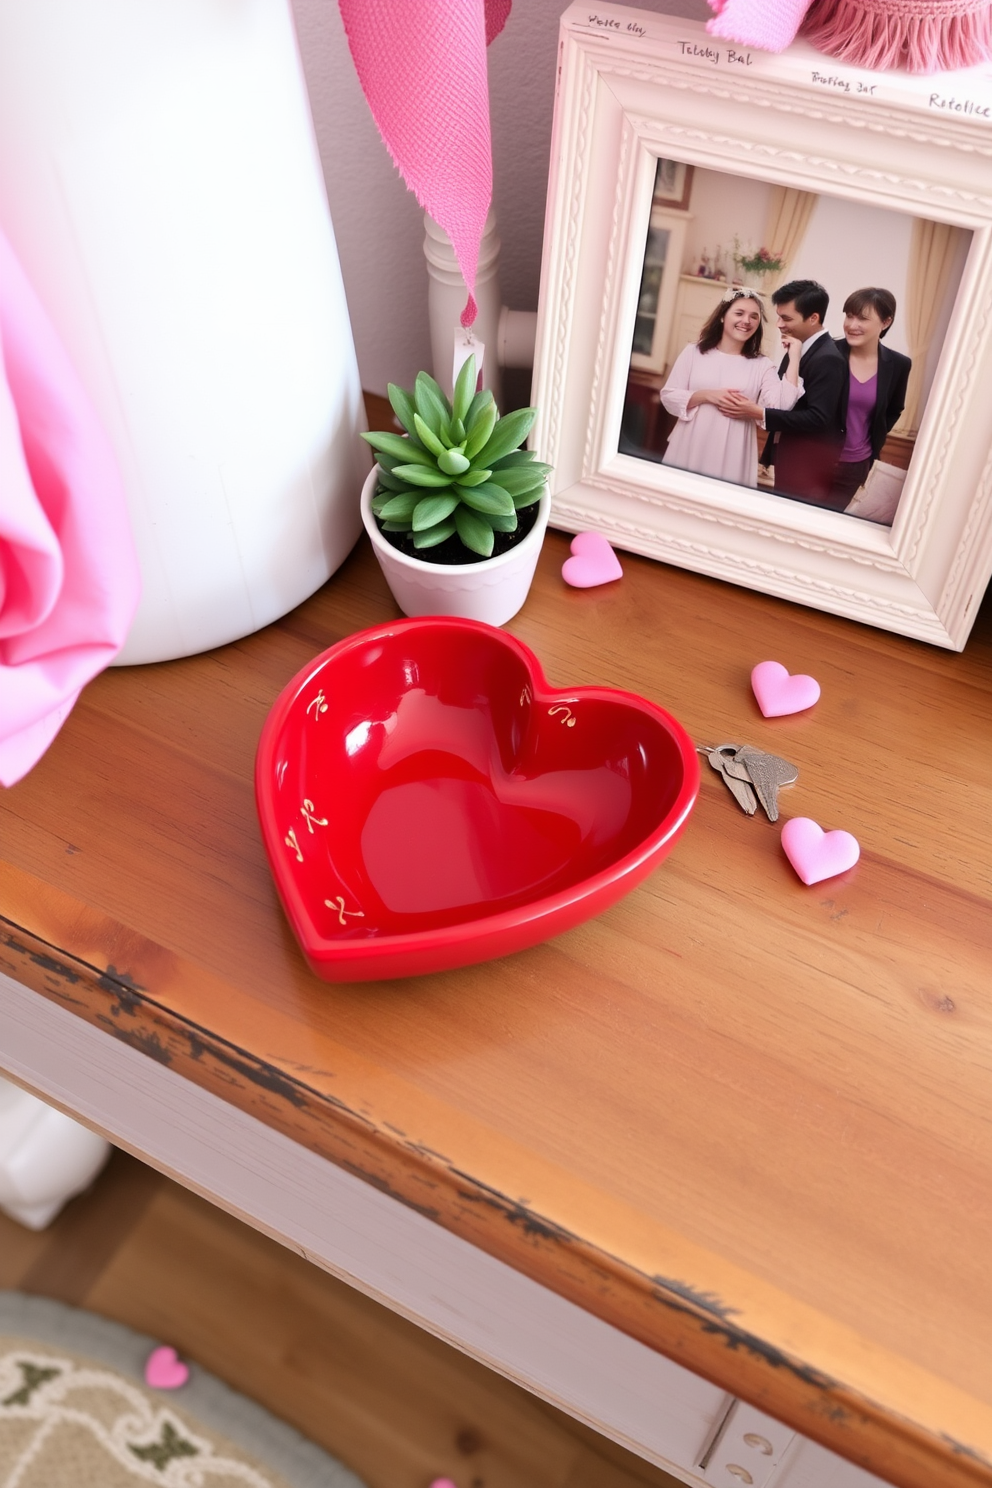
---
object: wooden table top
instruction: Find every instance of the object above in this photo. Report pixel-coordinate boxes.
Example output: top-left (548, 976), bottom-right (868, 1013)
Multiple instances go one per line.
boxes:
top-left (1, 518), bottom-right (989, 1488)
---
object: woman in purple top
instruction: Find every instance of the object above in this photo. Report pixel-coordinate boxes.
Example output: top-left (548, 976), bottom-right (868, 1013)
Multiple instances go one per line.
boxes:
top-left (829, 287), bottom-right (911, 511)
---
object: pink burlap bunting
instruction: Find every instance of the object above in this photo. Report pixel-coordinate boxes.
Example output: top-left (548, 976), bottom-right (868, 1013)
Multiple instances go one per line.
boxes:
top-left (338, 0), bottom-right (511, 326)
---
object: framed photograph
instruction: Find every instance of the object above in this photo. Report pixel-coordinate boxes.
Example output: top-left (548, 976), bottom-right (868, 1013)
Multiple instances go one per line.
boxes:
top-left (532, 2), bottom-right (992, 648)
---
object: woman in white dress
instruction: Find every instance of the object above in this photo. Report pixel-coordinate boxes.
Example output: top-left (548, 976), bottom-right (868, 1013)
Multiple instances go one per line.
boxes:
top-left (660, 290), bottom-right (803, 488)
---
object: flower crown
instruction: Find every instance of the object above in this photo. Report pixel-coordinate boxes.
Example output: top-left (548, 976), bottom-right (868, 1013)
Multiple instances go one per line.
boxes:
top-left (721, 286), bottom-right (766, 303)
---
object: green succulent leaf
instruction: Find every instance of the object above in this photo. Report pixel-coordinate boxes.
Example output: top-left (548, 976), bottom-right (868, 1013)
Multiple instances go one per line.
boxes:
top-left (463, 401), bottom-right (498, 460)
top-left (413, 518), bottom-right (457, 549)
top-left (464, 388), bottom-right (494, 432)
top-left (455, 505), bottom-right (495, 558)
top-left (449, 417), bottom-right (466, 443)
top-left (378, 491), bottom-right (420, 521)
top-left (373, 485), bottom-right (419, 512)
top-left (382, 519), bottom-right (414, 532)
top-left (392, 464), bottom-right (453, 488)
top-left (375, 466), bottom-right (407, 493)
top-left (414, 371), bottom-right (452, 441)
top-left (454, 481), bottom-right (515, 516)
top-left (491, 466), bottom-right (547, 499)
top-left (413, 413), bottom-right (448, 459)
top-left (490, 451), bottom-right (549, 473)
top-left (512, 487), bottom-right (544, 509)
top-left (452, 354), bottom-right (477, 424)
top-left (362, 431), bottom-right (433, 465)
top-left (475, 406), bottom-right (537, 466)
top-left (453, 467), bottom-right (492, 487)
top-left (412, 493), bottom-right (459, 531)
top-left (437, 447), bottom-right (471, 476)
top-left (374, 451), bottom-right (403, 473)
top-left (387, 383), bottom-right (419, 439)
top-left (488, 511), bottom-right (519, 533)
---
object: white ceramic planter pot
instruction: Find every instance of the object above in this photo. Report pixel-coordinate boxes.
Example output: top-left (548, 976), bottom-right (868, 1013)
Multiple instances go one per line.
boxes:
top-left (361, 467), bottom-right (549, 626)
top-left (0, 0), bottom-right (365, 664)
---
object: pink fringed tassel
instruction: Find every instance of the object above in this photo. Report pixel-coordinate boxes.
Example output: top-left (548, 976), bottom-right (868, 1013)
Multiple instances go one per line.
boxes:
top-left (801, 0), bottom-right (992, 73)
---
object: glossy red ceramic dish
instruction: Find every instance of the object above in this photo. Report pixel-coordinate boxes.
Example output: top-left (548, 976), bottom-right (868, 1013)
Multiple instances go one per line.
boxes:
top-left (255, 618), bottom-right (699, 981)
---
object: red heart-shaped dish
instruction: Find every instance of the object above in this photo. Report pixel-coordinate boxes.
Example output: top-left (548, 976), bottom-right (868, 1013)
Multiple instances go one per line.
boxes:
top-left (256, 619), bottom-right (698, 981)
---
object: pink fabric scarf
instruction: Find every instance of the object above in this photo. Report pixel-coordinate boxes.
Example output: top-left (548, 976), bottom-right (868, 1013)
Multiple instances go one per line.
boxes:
top-left (708, 0), bottom-right (992, 72)
top-left (338, 0), bottom-right (511, 326)
top-left (0, 228), bottom-right (139, 787)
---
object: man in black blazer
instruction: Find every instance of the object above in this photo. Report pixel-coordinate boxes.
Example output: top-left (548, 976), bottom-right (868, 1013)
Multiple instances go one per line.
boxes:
top-left (762, 281), bottom-right (847, 506)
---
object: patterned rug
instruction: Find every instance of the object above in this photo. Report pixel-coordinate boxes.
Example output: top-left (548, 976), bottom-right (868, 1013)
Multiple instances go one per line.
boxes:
top-left (0, 1293), bottom-right (366, 1488)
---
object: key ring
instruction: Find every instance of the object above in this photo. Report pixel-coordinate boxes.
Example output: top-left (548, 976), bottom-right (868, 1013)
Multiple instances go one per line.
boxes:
top-left (698, 740), bottom-right (799, 823)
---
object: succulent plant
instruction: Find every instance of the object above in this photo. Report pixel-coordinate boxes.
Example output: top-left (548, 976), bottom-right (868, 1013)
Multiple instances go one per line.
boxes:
top-left (361, 355), bottom-right (552, 560)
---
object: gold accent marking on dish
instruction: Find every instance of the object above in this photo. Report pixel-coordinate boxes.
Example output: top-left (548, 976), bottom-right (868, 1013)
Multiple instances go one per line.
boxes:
top-left (301, 799), bottom-right (329, 833)
top-left (284, 827), bottom-right (304, 862)
top-left (324, 895), bottom-right (365, 927)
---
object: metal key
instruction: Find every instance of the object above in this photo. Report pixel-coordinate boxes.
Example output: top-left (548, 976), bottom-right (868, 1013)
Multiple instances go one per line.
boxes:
top-left (702, 744), bottom-right (757, 815)
top-left (731, 745), bottom-right (798, 823)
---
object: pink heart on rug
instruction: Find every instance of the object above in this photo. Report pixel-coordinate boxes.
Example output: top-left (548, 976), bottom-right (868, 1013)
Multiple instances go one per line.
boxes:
top-left (782, 817), bottom-right (860, 885)
top-left (145, 1346), bottom-right (189, 1390)
top-left (751, 660), bottom-right (820, 717)
top-left (562, 531), bottom-right (623, 588)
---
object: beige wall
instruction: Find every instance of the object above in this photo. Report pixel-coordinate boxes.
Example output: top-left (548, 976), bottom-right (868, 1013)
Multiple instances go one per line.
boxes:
top-left (682, 171), bottom-right (771, 280)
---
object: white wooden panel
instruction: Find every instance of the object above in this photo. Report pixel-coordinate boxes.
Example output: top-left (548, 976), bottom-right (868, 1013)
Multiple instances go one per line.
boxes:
top-left (773, 1435), bottom-right (891, 1488)
top-left (700, 1398), bottom-right (795, 1487)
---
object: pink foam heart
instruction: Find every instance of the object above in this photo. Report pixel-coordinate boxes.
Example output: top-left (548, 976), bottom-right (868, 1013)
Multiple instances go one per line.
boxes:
top-left (562, 531), bottom-right (623, 588)
top-left (751, 660), bottom-right (820, 718)
top-left (782, 817), bottom-right (860, 885)
top-left (144, 1346), bottom-right (189, 1390)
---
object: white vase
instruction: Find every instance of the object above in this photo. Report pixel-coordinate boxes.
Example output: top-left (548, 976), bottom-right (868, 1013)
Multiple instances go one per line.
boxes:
top-left (361, 467), bottom-right (549, 626)
top-left (0, 0), bottom-right (365, 664)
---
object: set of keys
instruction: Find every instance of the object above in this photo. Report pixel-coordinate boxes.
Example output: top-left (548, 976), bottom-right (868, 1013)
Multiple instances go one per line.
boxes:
top-left (697, 743), bottom-right (799, 822)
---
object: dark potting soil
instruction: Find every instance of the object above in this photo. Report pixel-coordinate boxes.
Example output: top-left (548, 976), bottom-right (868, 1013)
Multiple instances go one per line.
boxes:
top-left (377, 500), bottom-right (539, 566)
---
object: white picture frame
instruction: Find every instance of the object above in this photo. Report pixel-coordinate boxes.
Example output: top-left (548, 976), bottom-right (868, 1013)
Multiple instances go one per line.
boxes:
top-left (532, 2), bottom-right (992, 649)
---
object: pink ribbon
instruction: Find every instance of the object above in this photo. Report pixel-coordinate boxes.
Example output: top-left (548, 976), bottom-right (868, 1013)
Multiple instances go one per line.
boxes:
top-left (0, 228), bottom-right (139, 787)
top-left (338, 0), bottom-right (511, 326)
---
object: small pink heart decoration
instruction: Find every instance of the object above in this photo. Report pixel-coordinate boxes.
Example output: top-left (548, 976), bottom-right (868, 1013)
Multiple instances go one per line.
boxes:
top-left (751, 660), bottom-right (820, 718)
top-left (144, 1346), bottom-right (189, 1390)
top-left (782, 817), bottom-right (860, 885)
top-left (562, 531), bottom-right (623, 588)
